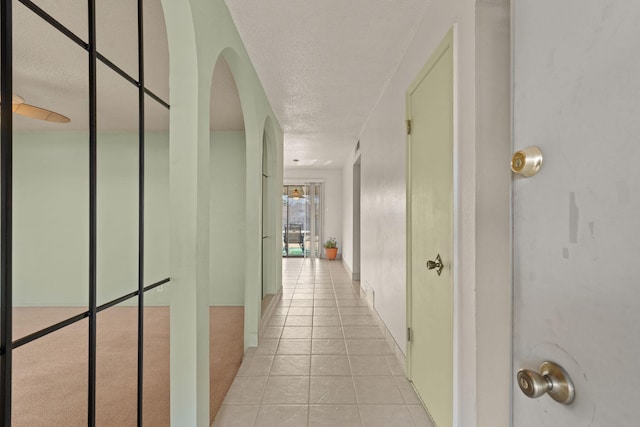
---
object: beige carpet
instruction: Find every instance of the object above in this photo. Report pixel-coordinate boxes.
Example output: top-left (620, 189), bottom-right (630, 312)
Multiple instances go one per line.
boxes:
top-left (209, 307), bottom-right (244, 424)
top-left (11, 306), bottom-right (244, 426)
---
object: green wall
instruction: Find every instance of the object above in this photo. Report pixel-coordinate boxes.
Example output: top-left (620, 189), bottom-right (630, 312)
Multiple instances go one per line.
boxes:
top-left (209, 131), bottom-right (246, 305)
top-left (161, 0), bottom-right (284, 422)
top-left (13, 131), bottom-right (170, 307)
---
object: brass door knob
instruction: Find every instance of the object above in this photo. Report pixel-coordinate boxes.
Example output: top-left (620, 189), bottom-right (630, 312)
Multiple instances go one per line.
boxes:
top-left (517, 361), bottom-right (575, 405)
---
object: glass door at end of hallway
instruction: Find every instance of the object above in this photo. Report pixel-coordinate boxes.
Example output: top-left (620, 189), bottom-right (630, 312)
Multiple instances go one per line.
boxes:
top-left (282, 183), bottom-right (322, 258)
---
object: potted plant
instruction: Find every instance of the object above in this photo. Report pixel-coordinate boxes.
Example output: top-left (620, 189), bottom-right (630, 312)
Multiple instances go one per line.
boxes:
top-left (324, 237), bottom-right (338, 261)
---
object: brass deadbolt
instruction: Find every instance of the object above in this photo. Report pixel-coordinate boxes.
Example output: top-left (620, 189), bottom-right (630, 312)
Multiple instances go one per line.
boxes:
top-left (511, 146), bottom-right (543, 177)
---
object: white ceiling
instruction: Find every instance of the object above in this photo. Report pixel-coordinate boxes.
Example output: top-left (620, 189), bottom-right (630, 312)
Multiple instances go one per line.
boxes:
top-left (12, 0), bottom-right (430, 168)
top-left (225, 0), bottom-right (429, 168)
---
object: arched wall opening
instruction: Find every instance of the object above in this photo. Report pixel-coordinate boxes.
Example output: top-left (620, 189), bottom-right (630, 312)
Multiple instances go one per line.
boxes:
top-left (213, 47), bottom-right (284, 352)
top-left (209, 55), bottom-right (247, 305)
top-left (160, 2), bottom-right (285, 420)
top-left (208, 53), bottom-right (247, 422)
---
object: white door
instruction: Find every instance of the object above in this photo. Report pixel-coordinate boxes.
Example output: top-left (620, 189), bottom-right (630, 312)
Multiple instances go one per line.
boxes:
top-left (407, 29), bottom-right (453, 427)
top-left (513, 1), bottom-right (640, 425)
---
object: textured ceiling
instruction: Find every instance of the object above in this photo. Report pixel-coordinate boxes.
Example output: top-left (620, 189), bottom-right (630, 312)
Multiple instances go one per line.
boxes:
top-left (12, 0), bottom-right (170, 132)
top-left (225, 0), bottom-right (429, 167)
top-left (12, 0), bottom-right (242, 133)
top-left (12, 0), bottom-right (429, 167)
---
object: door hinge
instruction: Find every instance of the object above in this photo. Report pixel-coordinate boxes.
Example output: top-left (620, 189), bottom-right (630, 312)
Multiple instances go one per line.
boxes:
top-left (406, 119), bottom-right (412, 135)
top-left (407, 327), bottom-right (412, 342)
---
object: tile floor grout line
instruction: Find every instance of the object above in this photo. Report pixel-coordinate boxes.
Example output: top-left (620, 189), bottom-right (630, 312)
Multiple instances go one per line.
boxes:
top-left (217, 259), bottom-right (429, 426)
top-left (306, 271), bottom-right (314, 426)
top-left (341, 272), bottom-right (365, 426)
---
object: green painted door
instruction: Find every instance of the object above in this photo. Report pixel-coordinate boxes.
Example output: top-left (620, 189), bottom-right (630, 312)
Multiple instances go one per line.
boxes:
top-left (407, 29), bottom-right (454, 427)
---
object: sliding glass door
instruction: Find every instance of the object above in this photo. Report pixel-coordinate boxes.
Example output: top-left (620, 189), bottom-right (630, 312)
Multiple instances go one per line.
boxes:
top-left (282, 183), bottom-right (322, 258)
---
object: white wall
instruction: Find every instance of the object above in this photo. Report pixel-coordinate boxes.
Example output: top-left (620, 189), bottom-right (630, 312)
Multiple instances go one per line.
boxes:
top-left (345, 0), bottom-right (477, 367)
top-left (341, 1), bottom-right (511, 426)
top-left (209, 131), bottom-right (246, 305)
top-left (13, 131), bottom-right (171, 307)
top-left (284, 168), bottom-right (342, 258)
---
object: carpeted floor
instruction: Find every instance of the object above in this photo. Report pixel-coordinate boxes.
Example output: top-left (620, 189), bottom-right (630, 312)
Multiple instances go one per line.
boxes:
top-left (11, 306), bottom-right (244, 426)
top-left (209, 306), bottom-right (244, 423)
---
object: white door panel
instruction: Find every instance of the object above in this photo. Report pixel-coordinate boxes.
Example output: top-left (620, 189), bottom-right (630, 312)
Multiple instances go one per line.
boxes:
top-left (513, 1), bottom-right (640, 425)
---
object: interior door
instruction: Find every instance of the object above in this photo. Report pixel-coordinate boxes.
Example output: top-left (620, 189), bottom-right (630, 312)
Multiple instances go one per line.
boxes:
top-left (261, 168), bottom-right (269, 298)
top-left (513, 2), bottom-right (640, 425)
top-left (407, 29), bottom-right (453, 427)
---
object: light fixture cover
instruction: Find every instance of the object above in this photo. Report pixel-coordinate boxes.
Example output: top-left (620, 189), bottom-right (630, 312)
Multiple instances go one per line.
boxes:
top-left (287, 186), bottom-right (305, 198)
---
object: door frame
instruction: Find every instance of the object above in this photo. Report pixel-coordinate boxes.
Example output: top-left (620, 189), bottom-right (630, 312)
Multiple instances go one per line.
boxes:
top-left (282, 179), bottom-right (325, 259)
top-left (474, 3), bottom-right (512, 426)
top-left (352, 156), bottom-right (361, 281)
top-left (406, 27), bottom-right (456, 424)
top-left (261, 128), bottom-right (275, 298)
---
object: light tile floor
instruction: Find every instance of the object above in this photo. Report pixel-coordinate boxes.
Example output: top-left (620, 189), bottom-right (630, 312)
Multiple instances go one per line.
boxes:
top-left (213, 258), bottom-right (434, 427)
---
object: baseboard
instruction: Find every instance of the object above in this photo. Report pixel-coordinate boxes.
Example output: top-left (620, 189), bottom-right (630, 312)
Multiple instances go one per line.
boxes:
top-left (341, 258), bottom-right (352, 277)
top-left (340, 259), bottom-right (361, 281)
top-left (258, 290), bottom-right (282, 339)
top-left (359, 284), bottom-right (407, 375)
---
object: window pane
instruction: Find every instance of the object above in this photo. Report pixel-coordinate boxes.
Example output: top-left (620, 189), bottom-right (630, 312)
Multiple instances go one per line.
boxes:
top-left (96, 303), bottom-right (138, 425)
top-left (28, 0), bottom-right (88, 43)
top-left (144, 95), bottom-right (169, 284)
top-left (96, 62), bottom-right (139, 306)
top-left (13, 319), bottom-right (88, 426)
top-left (13, 1), bottom-right (89, 339)
top-left (143, 301), bottom-right (169, 426)
top-left (96, 0), bottom-right (138, 80)
top-left (143, 0), bottom-right (169, 102)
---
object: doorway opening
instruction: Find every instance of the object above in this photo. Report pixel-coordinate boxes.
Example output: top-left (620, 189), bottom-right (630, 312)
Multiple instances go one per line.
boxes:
top-left (282, 183), bottom-right (323, 258)
top-left (209, 53), bottom-right (246, 422)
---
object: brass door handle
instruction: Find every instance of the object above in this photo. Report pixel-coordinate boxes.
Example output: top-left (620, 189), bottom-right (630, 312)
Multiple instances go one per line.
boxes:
top-left (517, 361), bottom-right (575, 405)
top-left (426, 254), bottom-right (444, 276)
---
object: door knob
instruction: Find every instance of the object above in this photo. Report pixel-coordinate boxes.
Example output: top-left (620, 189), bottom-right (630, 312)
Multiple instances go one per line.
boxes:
top-left (517, 361), bottom-right (575, 405)
top-left (426, 254), bottom-right (444, 276)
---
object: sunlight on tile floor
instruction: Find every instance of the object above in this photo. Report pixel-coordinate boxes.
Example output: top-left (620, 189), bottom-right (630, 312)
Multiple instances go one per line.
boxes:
top-left (213, 258), bottom-right (433, 427)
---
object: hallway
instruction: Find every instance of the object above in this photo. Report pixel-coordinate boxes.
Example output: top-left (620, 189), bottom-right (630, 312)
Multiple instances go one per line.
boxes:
top-left (213, 259), bottom-right (432, 426)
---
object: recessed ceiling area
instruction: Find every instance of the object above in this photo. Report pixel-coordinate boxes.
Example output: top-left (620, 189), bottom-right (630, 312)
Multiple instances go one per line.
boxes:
top-left (225, 0), bottom-right (430, 168)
